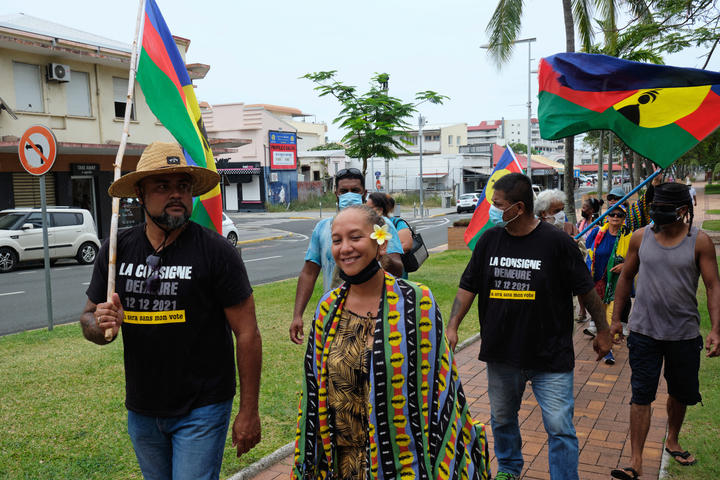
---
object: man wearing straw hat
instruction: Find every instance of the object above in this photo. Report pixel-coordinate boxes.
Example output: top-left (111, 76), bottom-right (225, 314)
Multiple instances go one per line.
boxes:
top-left (80, 142), bottom-right (261, 479)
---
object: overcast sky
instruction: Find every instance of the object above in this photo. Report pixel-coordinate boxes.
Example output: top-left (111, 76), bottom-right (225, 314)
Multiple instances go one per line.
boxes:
top-left (4, 0), bottom-right (716, 142)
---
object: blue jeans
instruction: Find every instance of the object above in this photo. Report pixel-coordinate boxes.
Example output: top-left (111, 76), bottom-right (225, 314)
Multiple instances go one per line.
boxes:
top-left (487, 362), bottom-right (578, 479)
top-left (127, 400), bottom-right (233, 480)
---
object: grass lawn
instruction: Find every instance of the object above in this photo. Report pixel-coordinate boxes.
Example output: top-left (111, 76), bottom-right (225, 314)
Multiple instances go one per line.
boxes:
top-left (664, 280), bottom-right (720, 479)
top-left (701, 220), bottom-right (720, 231)
top-left (703, 183), bottom-right (720, 194)
top-left (0, 250), bottom-right (478, 479)
top-left (706, 209), bottom-right (720, 215)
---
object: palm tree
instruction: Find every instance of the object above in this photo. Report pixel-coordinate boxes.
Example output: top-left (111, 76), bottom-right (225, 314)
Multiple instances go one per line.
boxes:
top-left (485, 0), bottom-right (650, 222)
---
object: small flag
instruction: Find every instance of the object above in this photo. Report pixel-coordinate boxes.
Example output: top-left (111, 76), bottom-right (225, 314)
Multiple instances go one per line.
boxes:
top-left (538, 52), bottom-right (720, 168)
top-left (136, 0), bottom-right (222, 232)
top-left (464, 146), bottom-right (523, 249)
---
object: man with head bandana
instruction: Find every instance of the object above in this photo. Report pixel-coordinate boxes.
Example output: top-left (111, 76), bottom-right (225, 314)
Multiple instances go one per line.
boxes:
top-left (80, 142), bottom-right (262, 479)
top-left (289, 168), bottom-right (404, 344)
top-left (609, 182), bottom-right (720, 480)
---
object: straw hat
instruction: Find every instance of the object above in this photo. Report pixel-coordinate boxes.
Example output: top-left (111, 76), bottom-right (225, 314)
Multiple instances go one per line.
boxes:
top-left (108, 142), bottom-right (220, 198)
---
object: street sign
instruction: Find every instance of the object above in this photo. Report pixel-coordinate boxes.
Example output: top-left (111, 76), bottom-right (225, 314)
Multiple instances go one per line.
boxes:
top-left (17, 125), bottom-right (56, 330)
top-left (18, 125), bottom-right (57, 176)
top-left (375, 171), bottom-right (381, 178)
top-left (574, 169), bottom-right (580, 178)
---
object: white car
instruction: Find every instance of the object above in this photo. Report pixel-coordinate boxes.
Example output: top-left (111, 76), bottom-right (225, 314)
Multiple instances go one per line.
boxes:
top-left (0, 207), bottom-right (100, 272)
top-left (457, 193), bottom-right (481, 213)
top-left (222, 213), bottom-right (239, 247)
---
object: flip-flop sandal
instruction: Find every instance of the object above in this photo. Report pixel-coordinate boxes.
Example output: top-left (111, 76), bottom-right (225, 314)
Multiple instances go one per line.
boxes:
top-left (665, 448), bottom-right (697, 466)
top-left (610, 467), bottom-right (639, 479)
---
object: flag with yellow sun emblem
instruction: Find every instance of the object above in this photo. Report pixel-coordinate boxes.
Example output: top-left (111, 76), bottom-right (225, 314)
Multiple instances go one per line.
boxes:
top-left (538, 52), bottom-right (720, 167)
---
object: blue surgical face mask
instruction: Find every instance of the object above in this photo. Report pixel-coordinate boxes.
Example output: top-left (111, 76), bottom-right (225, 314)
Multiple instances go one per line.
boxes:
top-left (338, 192), bottom-right (363, 210)
top-left (489, 203), bottom-right (519, 228)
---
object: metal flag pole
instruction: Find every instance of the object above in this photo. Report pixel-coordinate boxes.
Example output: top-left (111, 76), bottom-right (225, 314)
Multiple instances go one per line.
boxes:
top-left (104, 0), bottom-right (146, 341)
top-left (574, 168), bottom-right (662, 240)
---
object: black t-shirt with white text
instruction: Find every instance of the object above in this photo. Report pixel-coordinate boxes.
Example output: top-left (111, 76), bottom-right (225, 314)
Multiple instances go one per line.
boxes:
top-left (459, 221), bottom-right (593, 372)
top-left (87, 222), bottom-right (252, 417)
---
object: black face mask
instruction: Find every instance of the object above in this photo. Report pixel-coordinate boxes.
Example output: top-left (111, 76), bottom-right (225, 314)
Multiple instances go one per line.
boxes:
top-left (649, 205), bottom-right (682, 226)
top-left (339, 259), bottom-right (381, 285)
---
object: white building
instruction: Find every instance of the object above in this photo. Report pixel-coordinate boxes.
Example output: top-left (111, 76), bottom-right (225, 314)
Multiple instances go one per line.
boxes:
top-left (0, 13), bottom-right (238, 237)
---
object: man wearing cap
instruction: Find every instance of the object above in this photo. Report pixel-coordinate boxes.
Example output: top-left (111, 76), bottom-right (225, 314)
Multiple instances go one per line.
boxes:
top-left (609, 183), bottom-right (720, 480)
top-left (80, 142), bottom-right (261, 480)
top-left (288, 168), bottom-right (404, 344)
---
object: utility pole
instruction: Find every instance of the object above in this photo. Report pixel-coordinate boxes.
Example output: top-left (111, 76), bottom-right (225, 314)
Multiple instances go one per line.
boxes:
top-left (526, 38), bottom-right (534, 180)
top-left (480, 37), bottom-right (535, 178)
top-left (380, 76), bottom-right (391, 194)
top-left (418, 114), bottom-right (426, 218)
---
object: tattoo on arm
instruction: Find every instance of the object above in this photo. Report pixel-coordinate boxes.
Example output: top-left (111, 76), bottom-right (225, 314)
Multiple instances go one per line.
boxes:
top-left (450, 297), bottom-right (464, 320)
top-left (581, 290), bottom-right (608, 331)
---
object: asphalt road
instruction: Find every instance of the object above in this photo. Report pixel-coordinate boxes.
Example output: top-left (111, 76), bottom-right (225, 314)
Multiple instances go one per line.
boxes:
top-left (0, 213), bottom-right (467, 336)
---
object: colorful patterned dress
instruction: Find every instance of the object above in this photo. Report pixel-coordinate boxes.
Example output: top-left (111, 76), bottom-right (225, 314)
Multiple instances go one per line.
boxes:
top-left (292, 273), bottom-right (490, 480)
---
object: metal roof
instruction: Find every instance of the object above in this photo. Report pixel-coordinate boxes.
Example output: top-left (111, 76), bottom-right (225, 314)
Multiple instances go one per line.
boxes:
top-left (0, 13), bottom-right (130, 52)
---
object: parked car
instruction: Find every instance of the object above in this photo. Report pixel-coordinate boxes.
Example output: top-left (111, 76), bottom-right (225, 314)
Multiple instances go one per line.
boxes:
top-left (456, 193), bottom-right (481, 213)
top-left (0, 207), bottom-right (100, 272)
top-left (222, 212), bottom-right (239, 247)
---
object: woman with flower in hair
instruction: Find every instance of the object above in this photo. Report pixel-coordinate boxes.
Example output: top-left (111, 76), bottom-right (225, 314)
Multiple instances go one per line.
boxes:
top-left (291, 204), bottom-right (490, 480)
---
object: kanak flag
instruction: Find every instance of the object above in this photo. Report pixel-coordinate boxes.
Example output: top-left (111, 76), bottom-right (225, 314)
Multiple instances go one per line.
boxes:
top-left (464, 146), bottom-right (523, 250)
top-left (538, 52), bottom-right (720, 168)
top-left (136, 0), bottom-right (222, 232)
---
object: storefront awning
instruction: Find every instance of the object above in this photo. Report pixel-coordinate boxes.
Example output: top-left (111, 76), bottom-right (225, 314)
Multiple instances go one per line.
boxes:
top-left (219, 168), bottom-right (261, 174)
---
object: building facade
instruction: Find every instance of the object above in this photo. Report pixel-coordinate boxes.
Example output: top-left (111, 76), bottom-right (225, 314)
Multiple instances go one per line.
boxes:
top-left (0, 14), bottom-right (235, 238)
top-left (202, 103), bottom-right (327, 210)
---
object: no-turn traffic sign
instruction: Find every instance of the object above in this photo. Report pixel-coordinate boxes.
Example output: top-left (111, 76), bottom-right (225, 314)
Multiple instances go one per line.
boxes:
top-left (18, 125), bottom-right (57, 176)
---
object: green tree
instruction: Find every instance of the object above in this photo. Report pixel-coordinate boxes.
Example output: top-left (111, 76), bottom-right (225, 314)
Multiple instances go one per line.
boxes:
top-left (508, 142), bottom-right (540, 154)
top-left (309, 142), bottom-right (345, 151)
top-left (623, 0), bottom-right (720, 69)
top-left (485, 0), bottom-right (651, 222)
top-left (302, 71), bottom-right (447, 177)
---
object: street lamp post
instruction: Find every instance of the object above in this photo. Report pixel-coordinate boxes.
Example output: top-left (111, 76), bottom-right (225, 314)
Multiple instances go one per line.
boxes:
top-left (481, 37), bottom-right (536, 178)
top-left (418, 114), bottom-right (426, 218)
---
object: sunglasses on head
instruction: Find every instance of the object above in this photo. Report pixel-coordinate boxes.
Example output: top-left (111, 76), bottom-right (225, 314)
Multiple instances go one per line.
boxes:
top-left (144, 254), bottom-right (162, 295)
top-left (336, 168), bottom-right (362, 178)
top-left (607, 211), bottom-right (626, 218)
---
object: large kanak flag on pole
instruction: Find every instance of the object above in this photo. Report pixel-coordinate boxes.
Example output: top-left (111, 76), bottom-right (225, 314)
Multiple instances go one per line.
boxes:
top-left (136, 0), bottom-right (222, 232)
top-left (464, 146), bottom-right (523, 250)
top-left (538, 52), bottom-right (720, 168)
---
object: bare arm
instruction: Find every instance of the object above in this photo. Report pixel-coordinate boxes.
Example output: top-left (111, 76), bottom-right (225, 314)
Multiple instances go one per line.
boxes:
top-left (611, 230), bottom-right (643, 334)
top-left (579, 288), bottom-right (612, 360)
top-left (381, 252), bottom-right (404, 277)
top-left (398, 228), bottom-right (413, 253)
top-left (446, 288), bottom-right (476, 351)
top-left (226, 294), bottom-right (262, 457)
top-left (80, 293), bottom-right (123, 345)
top-left (696, 231), bottom-right (720, 357)
top-left (290, 261), bottom-right (321, 344)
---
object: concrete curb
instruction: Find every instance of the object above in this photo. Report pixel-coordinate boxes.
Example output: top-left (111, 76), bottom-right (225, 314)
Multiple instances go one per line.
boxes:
top-left (227, 442), bottom-right (295, 480)
top-left (236, 234), bottom-right (291, 246)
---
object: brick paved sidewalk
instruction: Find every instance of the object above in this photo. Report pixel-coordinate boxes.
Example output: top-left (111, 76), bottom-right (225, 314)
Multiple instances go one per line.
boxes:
top-left (246, 325), bottom-right (669, 480)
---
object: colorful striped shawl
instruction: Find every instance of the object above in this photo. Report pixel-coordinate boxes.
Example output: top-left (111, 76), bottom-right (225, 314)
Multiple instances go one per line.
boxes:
top-left (292, 273), bottom-right (490, 480)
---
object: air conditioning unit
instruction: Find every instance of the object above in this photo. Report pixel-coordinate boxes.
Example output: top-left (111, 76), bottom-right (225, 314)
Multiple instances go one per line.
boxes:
top-left (47, 63), bottom-right (71, 82)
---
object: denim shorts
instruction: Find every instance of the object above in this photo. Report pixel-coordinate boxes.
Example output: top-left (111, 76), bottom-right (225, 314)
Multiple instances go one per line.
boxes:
top-left (627, 332), bottom-right (703, 406)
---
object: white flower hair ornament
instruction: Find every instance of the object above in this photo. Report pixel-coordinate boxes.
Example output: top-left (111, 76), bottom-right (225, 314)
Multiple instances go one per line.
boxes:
top-left (370, 223), bottom-right (390, 245)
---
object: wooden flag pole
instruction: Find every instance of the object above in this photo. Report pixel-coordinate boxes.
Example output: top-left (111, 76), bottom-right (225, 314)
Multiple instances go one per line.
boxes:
top-left (105, 0), bottom-right (146, 341)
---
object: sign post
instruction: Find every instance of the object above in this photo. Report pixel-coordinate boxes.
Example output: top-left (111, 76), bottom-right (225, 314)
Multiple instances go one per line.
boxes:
top-left (18, 125), bottom-right (57, 331)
